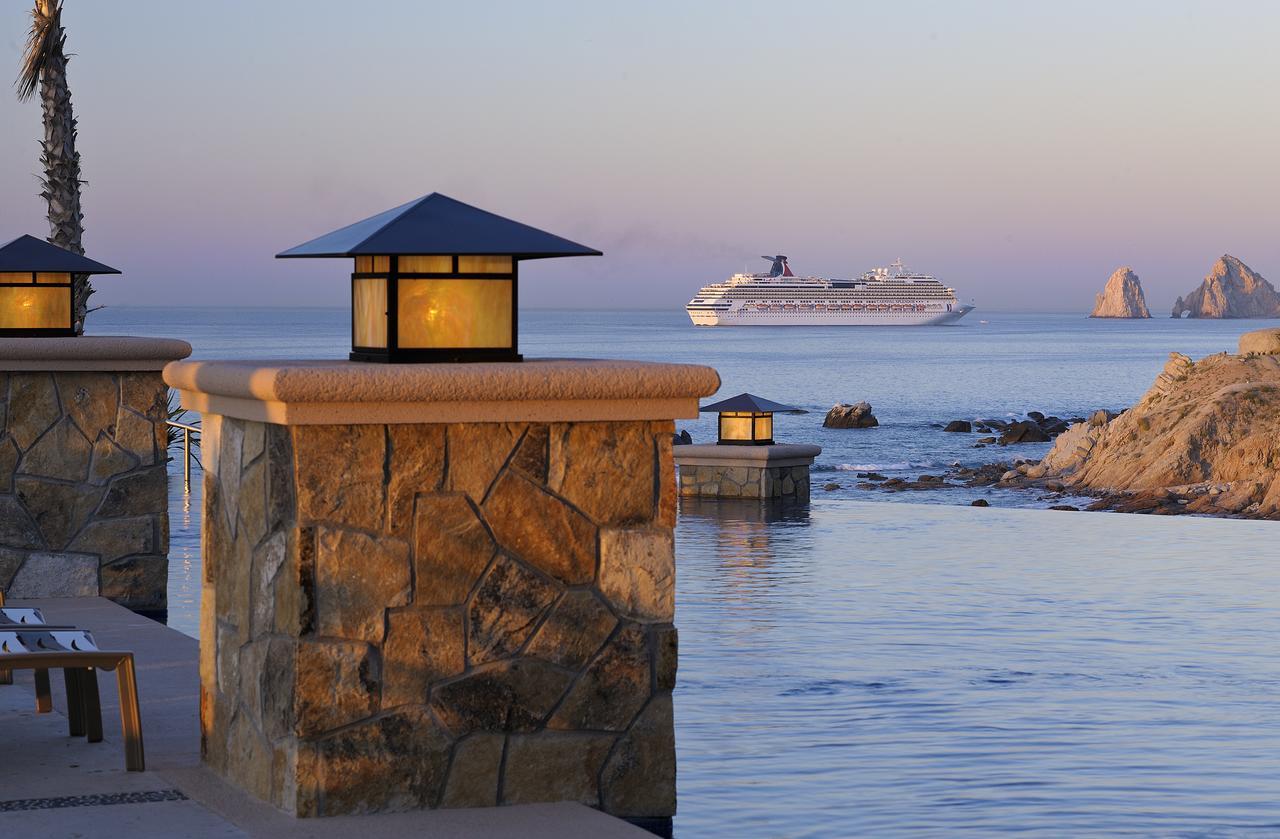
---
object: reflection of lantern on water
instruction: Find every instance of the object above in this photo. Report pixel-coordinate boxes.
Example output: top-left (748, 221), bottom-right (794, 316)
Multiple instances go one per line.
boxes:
top-left (277, 193), bottom-right (599, 363)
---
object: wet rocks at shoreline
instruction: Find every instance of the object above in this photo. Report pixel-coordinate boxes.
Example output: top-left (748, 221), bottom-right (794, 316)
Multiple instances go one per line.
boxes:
top-left (998, 420), bottom-right (1052, 444)
top-left (986, 340), bottom-right (1280, 521)
top-left (824, 401), bottom-right (878, 428)
top-left (939, 410), bottom-right (1103, 445)
top-left (1023, 338), bottom-right (1280, 519)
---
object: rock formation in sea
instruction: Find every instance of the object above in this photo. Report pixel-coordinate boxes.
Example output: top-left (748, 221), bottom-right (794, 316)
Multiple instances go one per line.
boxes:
top-left (1171, 255), bottom-right (1280, 318)
top-left (824, 402), bottom-right (878, 428)
top-left (1089, 267), bottom-right (1151, 318)
top-left (1021, 328), bottom-right (1280, 518)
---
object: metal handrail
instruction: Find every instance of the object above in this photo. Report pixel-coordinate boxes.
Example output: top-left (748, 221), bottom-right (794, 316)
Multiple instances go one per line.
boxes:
top-left (165, 420), bottom-right (201, 494)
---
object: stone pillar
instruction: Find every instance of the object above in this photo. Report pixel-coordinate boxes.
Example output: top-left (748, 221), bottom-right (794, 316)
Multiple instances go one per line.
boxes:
top-left (675, 443), bottom-right (821, 500)
top-left (165, 359), bottom-right (718, 831)
top-left (1, 337), bottom-right (192, 614)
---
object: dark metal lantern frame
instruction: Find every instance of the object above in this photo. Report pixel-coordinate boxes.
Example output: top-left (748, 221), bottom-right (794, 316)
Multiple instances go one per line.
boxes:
top-left (276, 193), bottom-right (599, 364)
top-left (350, 255), bottom-right (520, 364)
top-left (717, 410), bottom-right (775, 446)
top-left (0, 235), bottom-right (121, 337)
top-left (0, 271), bottom-right (74, 337)
top-left (700, 393), bottom-right (796, 446)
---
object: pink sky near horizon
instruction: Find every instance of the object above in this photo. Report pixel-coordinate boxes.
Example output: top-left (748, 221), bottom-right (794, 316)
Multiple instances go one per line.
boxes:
top-left (1, 0), bottom-right (1278, 313)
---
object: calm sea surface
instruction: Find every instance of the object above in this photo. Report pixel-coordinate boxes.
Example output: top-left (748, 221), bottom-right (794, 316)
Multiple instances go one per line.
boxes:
top-left (91, 307), bottom-right (1280, 836)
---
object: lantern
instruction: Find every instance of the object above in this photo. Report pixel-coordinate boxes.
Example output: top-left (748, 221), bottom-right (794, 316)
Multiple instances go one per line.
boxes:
top-left (277, 193), bottom-right (600, 363)
top-left (700, 393), bottom-right (798, 445)
top-left (0, 235), bottom-right (120, 336)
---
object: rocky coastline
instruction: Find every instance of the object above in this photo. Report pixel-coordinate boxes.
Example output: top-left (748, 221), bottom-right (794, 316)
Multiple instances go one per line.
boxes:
top-left (846, 327), bottom-right (1280, 521)
top-left (999, 327), bottom-right (1280, 519)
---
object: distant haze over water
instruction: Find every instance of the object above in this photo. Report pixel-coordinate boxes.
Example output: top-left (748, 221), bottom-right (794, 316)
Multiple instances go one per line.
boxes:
top-left (106, 306), bottom-right (1276, 512)
top-left (3, 2), bottom-right (1280, 312)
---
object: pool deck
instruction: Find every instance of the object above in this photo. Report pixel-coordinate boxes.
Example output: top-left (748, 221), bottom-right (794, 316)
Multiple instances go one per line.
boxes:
top-left (0, 597), bottom-right (652, 838)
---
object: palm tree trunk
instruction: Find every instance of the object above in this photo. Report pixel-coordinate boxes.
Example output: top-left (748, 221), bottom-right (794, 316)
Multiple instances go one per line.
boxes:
top-left (38, 35), bottom-right (91, 333)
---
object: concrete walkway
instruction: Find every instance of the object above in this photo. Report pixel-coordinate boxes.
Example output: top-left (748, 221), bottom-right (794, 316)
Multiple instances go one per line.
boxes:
top-left (0, 597), bottom-right (652, 838)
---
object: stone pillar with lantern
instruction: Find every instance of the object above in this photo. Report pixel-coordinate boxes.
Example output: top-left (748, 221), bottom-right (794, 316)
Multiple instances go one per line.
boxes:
top-left (0, 235), bottom-right (190, 613)
top-left (167, 194), bottom-right (718, 832)
top-left (674, 392), bottom-right (822, 499)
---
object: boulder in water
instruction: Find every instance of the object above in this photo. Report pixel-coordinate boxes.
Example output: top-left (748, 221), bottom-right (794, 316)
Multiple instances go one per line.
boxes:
top-left (824, 402), bottom-right (878, 428)
top-left (999, 420), bottom-right (1052, 444)
top-left (943, 420), bottom-right (971, 432)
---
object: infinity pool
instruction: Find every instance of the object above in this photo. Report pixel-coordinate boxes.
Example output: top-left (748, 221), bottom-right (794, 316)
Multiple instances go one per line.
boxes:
top-left (675, 498), bottom-right (1280, 836)
top-left (166, 462), bottom-right (1280, 836)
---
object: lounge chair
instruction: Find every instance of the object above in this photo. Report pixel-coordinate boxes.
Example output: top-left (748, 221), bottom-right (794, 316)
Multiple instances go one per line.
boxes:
top-left (0, 605), bottom-right (56, 686)
top-left (0, 628), bottom-right (145, 771)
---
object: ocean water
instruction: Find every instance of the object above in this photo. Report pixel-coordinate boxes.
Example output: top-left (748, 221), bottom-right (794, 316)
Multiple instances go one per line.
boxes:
top-left (99, 306), bottom-right (1265, 508)
top-left (676, 499), bottom-right (1280, 837)
top-left (89, 307), bottom-right (1280, 836)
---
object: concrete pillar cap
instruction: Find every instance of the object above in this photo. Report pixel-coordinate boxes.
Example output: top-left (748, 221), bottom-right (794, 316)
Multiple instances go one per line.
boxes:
top-left (0, 336), bottom-right (191, 371)
top-left (673, 442), bottom-right (822, 467)
top-left (165, 357), bottom-right (720, 424)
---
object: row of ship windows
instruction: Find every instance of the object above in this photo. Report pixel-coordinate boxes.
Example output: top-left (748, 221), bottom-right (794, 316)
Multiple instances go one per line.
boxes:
top-left (707, 299), bottom-right (952, 304)
top-left (694, 305), bottom-right (950, 311)
top-left (695, 309), bottom-right (946, 313)
top-left (709, 289), bottom-right (952, 295)
top-left (713, 293), bottom-right (952, 298)
top-left (698, 311), bottom-right (942, 314)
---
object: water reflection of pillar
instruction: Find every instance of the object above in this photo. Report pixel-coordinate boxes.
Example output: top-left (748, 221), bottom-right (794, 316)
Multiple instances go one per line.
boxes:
top-left (677, 497), bottom-right (813, 595)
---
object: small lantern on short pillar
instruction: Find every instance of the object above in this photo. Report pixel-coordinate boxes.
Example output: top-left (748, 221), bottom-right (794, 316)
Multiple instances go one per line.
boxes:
top-left (701, 393), bottom-right (797, 445)
top-left (276, 193), bottom-right (600, 363)
top-left (0, 235), bottom-right (120, 336)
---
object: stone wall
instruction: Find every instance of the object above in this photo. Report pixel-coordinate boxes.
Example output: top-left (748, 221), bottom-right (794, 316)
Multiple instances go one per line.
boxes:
top-left (200, 415), bottom-right (677, 828)
top-left (678, 463), bottom-right (811, 500)
top-left (0, 371), bottom-right (170, 612)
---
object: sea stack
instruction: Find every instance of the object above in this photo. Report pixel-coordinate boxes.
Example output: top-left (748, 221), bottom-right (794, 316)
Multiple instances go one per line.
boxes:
top-left (1089, 267), bottom-right (1151, 318)
top-left (1171, 255), bottom-right (1280, 318)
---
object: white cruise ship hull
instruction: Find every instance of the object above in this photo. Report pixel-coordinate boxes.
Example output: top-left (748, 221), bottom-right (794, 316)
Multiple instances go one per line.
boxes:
top-left (687, 257), bottom-right (973, 326)
top-left (688, 304), bottom-right (974, 326)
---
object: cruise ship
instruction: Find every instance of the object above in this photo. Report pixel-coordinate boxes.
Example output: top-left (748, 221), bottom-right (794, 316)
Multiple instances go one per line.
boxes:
top-left (686, 256), bottom-right (974, 326)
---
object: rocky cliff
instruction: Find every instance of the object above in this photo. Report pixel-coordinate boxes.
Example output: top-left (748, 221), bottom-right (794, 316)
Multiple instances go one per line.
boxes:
top-left (1089, 267), bottom-right (1151, 318)
top-left (1171, 255), bottom-right (1280, 318)
top-left (1023, 328), bottom-right (1280, 518)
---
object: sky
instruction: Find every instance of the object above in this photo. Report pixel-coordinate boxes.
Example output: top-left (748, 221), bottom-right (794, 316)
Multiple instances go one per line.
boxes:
top-left (1, 0), bottom-right (1278, 312)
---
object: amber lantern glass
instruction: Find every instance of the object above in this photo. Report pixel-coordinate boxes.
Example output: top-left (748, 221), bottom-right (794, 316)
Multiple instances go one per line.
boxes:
top-left (0, 269), bottom-right (73, 334)
top-left (718, 410), bottom-right (774, 445)
top-left (397, 278), bottom-right (513, 349)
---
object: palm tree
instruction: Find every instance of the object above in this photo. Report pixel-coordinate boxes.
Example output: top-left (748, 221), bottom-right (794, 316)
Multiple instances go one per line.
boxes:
top-left (16, 0), bottom-right (92, 333)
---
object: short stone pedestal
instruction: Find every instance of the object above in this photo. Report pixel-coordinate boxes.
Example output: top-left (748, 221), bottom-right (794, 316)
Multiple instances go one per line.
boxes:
top-left (165, 358), bottom-right (718, 830)
top-left (1, 337), bottom-right (192, 613)
top-left (675, 443), bottom-right (821, 500)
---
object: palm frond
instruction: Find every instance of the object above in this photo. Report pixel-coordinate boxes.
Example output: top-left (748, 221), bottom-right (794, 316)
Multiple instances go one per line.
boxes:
top-left (166, 389), bottom-right (201, 460)
top-left (15, 0), bottom-right (63, 102)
